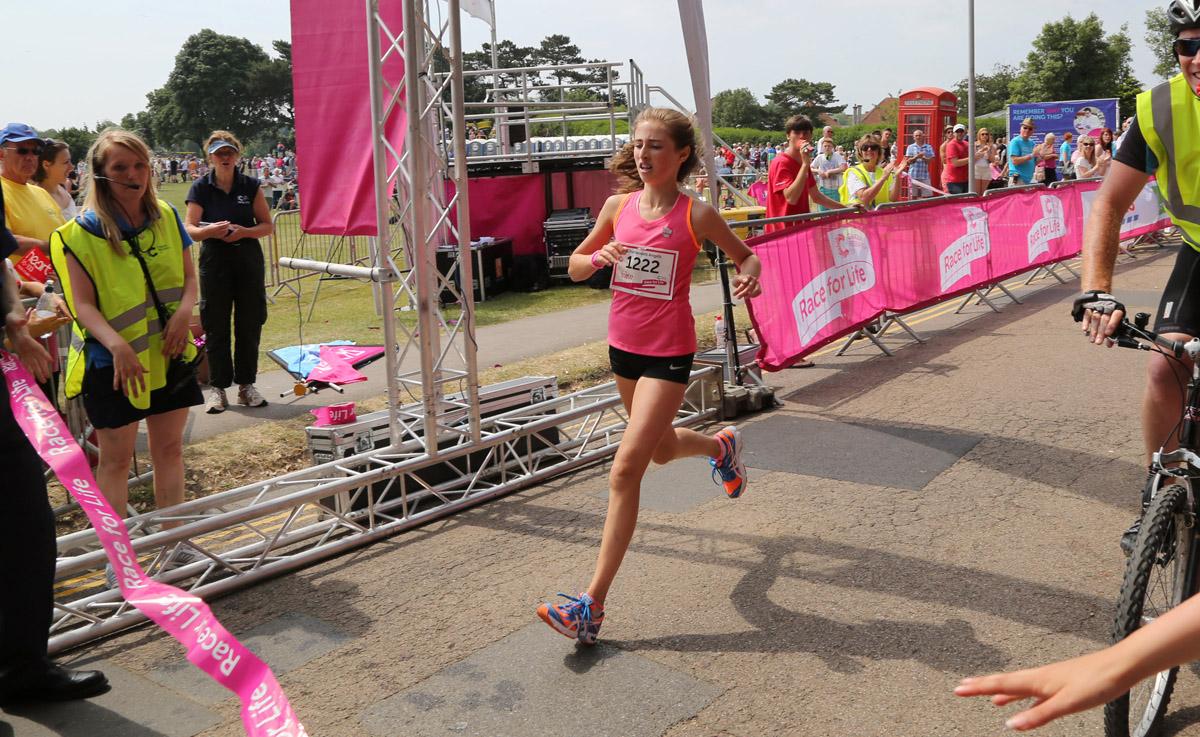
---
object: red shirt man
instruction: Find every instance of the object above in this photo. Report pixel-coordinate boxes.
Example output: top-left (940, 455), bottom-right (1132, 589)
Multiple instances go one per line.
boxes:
top-left (944, 124), bottom-right (971, 194)
top-left (765, 115), bottom-right (844, 233)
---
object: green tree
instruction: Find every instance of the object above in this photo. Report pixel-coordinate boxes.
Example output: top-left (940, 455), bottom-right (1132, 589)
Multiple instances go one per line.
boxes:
top-left (1146, 7), bottom-right (1178, 81)
top-left (252, 40), bottom-right (295, 129)
top-left (1010, 13), bottom-right (1141, 117)
top-left (145, 29), bottom-right (285, 150)
top-left (764, 78), bottom-right (845, 123)
top-left (533, 33), bottom-right (582, 87)
top-left (39, 126), bottom-right (97, 163)
top-left (712, 88), bottom-right (764, 129)
top-left (953, 63), bottom-right (1020, 115)
top-left (119, 112), bottom-right (156, 148)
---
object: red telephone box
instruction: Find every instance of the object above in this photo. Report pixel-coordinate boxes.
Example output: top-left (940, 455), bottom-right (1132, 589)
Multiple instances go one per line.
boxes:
top-left (898, 87), bottom-right (958, 189)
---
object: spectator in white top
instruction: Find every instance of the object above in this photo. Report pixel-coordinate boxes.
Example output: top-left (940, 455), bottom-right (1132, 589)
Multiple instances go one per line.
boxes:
top-left (267, 168), bottom-right (286, 208)
top-left (812, 139), bottom-right (847, 211)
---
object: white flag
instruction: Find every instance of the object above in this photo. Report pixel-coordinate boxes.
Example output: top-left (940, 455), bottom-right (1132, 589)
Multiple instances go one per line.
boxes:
top-left (460, 0), bottom-right (494, 28)
top-left (677, 0), bottom-right (717, 207)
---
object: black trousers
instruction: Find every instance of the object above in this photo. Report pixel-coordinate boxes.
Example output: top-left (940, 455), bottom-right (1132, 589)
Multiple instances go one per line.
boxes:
top-left (199, 240), bottom-right (268, 389)
top-left (0, 377), bottom-right (56, 676)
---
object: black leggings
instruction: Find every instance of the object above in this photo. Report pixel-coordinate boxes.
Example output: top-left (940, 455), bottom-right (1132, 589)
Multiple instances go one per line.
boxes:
top-left (199, 240), bottom-right (268, 388)
top-left (0, 378), bottom-right (56, 675)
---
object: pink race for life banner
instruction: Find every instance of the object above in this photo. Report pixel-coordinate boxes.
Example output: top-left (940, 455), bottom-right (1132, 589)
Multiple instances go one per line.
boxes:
top-left (1, 352), bottom-right (306, 737)
top-left (746, 180), bottom-right (1171, 371)
top-left (291, 0), bottom-right (405, 235)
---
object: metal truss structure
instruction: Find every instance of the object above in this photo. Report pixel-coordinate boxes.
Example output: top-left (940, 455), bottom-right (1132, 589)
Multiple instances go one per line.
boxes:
top-left (51, 369), bottom-right (721, 652)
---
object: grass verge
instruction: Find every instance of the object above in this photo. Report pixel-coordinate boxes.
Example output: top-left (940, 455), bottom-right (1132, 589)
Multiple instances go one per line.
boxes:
top-left (51, 303), bottom-right (749, 535)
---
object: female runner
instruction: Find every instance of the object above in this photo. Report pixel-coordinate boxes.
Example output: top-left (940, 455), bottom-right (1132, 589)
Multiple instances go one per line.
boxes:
top-left (537, 107), bottom-right (762, 644)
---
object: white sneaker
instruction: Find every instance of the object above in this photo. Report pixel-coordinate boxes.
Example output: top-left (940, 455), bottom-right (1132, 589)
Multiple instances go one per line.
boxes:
top-left (163, 546), bottom-right (204, 570)
top-left (205, 387), bottom-right (228, 414)
top-left (237, 384), bottom-right (267, 407)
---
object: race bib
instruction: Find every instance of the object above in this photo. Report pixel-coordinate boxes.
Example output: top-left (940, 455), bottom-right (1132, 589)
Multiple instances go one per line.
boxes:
top-left (610, 245), bottom-right (677, 301)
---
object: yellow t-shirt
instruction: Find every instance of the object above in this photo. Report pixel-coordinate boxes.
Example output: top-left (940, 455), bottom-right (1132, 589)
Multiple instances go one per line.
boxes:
top-left (1, 176), bottom-right (65, 243)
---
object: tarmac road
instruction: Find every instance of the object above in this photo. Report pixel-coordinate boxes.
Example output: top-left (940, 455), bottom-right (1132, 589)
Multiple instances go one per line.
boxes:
top-left (8, 245), bottom-right (1200, 737)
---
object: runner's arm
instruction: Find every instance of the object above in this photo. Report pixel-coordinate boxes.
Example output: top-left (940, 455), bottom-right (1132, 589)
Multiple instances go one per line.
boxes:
top-left (568, 194), bottom-right (623, 282)
top-left (693, 201), bottom-right (761, 299)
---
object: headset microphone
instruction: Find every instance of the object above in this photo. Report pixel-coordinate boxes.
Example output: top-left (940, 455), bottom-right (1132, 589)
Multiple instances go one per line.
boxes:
top-left (93, 176), bottom-right (141, 190)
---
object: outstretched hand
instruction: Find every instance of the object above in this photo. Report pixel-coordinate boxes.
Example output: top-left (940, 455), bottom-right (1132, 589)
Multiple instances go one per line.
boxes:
top-left (955, 650), bottom-right (1130, 731)
top-left (731, 273), bottom-right (761, 300)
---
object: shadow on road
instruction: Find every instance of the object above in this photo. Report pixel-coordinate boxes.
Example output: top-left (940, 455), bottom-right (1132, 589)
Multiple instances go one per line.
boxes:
top-left (1, 699), bottom-right (169, 737)
top-left (461, 504), bottom-right (1114, 654)
top-left (609, 536), bottom-right (1010, 675)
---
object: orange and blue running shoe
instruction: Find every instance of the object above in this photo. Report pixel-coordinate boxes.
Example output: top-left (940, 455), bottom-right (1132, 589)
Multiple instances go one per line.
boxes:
top-left (711, 425), bottom-right (747, 499)
top-left (537, 592), bottom-right (604, 644)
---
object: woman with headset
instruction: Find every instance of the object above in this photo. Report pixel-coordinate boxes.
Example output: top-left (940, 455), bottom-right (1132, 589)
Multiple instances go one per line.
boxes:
top-left (49, 129), bottom-right (202, 587)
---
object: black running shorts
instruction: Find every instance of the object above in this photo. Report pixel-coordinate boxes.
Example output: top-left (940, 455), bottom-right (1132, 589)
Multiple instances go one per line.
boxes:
top-left (1154, 243), bottom-right (1200, 338)
top-left (608, 345), bottom-right (694, 385)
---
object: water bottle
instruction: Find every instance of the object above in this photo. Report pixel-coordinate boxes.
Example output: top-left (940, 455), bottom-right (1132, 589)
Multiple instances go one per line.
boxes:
top-left (35, 279), bottom-right (57, 319)
top-left (714, 314), bottom-right (726, 347)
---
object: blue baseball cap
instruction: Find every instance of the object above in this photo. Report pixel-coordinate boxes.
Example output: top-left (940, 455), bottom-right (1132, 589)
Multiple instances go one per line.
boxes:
top-left (0, 122), bottom-right (43, 145)
top-left (206, 140), bottom-right (238, 155)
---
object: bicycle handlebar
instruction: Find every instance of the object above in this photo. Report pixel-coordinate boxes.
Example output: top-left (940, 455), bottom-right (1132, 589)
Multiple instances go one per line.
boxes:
top-left (1111, 317), bottom-right (1185, 358)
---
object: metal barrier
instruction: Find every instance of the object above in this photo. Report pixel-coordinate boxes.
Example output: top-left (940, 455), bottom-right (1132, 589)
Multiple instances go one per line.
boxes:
top-left (265, 209), bottom-right (369, 291)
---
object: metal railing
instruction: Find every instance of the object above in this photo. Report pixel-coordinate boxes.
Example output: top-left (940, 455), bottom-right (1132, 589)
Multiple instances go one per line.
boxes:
top-left (434, 59), bottom-right (638, 169)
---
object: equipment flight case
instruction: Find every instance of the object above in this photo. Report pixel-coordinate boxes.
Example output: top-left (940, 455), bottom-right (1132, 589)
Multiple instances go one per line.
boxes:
top-left (307, 376), bottom-right (559, 515)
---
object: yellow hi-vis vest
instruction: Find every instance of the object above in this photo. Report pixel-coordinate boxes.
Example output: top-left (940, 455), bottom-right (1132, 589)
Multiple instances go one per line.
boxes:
top-left (839, 164), bottom-right (893, 208)
top-left (1138, 73), bottom-right (1200, 252)
top-left (49, 200), bottom-right (195, 409)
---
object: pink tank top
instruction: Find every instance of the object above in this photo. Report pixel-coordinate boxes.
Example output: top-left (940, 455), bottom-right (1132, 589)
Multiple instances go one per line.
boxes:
top-left (608, 190), bottom-right (702, 357)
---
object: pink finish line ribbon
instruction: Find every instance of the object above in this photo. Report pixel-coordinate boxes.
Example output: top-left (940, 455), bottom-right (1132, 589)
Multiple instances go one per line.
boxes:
top-left (1, 351), bottom-right (308, 737)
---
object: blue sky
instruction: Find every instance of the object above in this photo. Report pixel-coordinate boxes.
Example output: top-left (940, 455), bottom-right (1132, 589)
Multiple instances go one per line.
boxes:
top-left (12, 0), bottom-right (1163, 131)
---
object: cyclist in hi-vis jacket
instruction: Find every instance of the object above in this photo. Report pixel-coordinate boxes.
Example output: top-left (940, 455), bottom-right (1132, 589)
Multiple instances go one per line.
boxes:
top-left (954, 3), bottom-right (1200, 732)
top-left (1074, 0), bottom-right (1200, 555)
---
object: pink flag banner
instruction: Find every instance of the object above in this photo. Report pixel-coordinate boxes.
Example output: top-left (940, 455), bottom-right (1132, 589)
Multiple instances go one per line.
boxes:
top-left (446, 174), bottom-right (547, 256)
top-left (306, 345), bottom-right (377, 385)
top-left (1, 352), bottom-right (307, 737)
top-left (747, 181), bottom-right (1172, 371)
top-left (290, 0), bottom-right (405, 235)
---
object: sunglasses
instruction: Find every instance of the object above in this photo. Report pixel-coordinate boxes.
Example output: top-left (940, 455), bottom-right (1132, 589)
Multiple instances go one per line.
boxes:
top-left (1021, 126), bottom-right (1034, 131)
top-left (1175, 37), bottom-right (1200, 57)
top-left (1081, 142), bottom-right (1095, 147)
top-left (861, 145), bottom-right (881, 153)
top-left (5, 144), bottom-right (42, 156)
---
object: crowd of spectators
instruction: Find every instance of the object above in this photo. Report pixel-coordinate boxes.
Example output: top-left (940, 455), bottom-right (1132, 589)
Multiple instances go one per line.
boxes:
top-left (144, 146), bottom-right (300, 211)
top-left (705, 114), bottom-right (1126, 214)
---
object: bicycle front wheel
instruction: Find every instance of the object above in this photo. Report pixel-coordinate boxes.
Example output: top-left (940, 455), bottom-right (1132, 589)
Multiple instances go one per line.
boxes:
top-left (1104, 483), bottom-right (1194, 737)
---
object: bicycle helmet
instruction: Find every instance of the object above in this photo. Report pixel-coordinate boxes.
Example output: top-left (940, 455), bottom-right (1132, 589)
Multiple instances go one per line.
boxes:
top-left (1169, 0), bottom-right (1200, 35)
